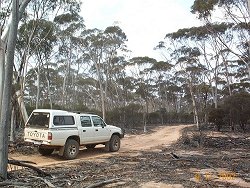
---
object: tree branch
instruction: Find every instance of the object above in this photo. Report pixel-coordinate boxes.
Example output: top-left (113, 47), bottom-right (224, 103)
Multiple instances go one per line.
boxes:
top-left (8, 160), bottom-right (52, 177)
top-left (85, 178), bottom-right (120, 188)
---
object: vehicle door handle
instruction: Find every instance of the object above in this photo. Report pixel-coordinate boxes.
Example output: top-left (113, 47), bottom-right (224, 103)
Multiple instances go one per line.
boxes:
top-left (95, 129), bottom-right (98, 131)
top-left (83, 130), bottom-right (86, 132)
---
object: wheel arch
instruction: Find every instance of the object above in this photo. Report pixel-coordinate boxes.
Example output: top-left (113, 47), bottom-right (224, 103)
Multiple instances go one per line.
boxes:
top-left (112, 132), bottom-right (122, 138)
top-left (66, 135), bottom-right (80, 144)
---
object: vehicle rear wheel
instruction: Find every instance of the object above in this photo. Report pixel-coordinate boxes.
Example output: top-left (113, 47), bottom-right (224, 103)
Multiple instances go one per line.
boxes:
top-left (63, 139), bottom-right (79, 160)
top-left (109, 135), bottom-right (120, 152)
top-left (38, 147), bottom-right (54, 156)
top-left (85, 144), bottom-right (96, 149)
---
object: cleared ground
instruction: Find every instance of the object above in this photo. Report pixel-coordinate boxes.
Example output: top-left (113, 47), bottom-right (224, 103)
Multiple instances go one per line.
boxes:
top-left (9, 124), bottom-right (188, 167)
top-left (6, 124), bottom-right (250, 188)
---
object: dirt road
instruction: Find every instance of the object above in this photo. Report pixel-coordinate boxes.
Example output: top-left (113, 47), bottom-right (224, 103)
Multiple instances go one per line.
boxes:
top-left (10, 124), bottom-right (189, 167)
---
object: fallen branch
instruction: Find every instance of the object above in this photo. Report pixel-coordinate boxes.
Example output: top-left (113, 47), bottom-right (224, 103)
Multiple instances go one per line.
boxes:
top-left (31, 176), bottom-right (55, 188)
top-left (169, 152), bottom-right (180, 159)
top-left (8, 159), bottom-right (37, 165)
top-left (85, 178), bottom-right (120, 188)
top-left (169, 152), bottom-right (217, 170)
top-left (0, 180), bottom-right (31, 187)
top-left (8, 159), bottom-right (51, 177)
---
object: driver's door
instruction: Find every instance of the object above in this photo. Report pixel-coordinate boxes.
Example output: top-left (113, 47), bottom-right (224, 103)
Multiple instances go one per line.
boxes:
top-left (91, 116), bottom-right (110, 142)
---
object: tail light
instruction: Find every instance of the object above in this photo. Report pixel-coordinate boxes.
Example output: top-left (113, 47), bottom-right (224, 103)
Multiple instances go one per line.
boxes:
top-left (48, 132), bottom-right (52, 140)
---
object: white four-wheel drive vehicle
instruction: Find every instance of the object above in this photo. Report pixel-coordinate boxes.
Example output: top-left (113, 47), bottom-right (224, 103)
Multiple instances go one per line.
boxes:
top-left (24, 109), bottom-right (124, 159)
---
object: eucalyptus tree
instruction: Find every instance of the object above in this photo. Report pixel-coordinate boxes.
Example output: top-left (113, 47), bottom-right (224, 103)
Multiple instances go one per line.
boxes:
top-left (191, 0), bottom-right (250, 79)
top-left (0, 0), bottom-right (82, 178)
top-left (18, 19), bottom-right (57, 108)
top-left (15, 0), bottom-right (64, 114)
top-left (74, 76), bottom-right (99, 109)
top-left (150, 60), bottom-right (174, 113)
top-left (129, 56), bottom-right (157, 132)
top-left (101, 26), bottom-right (128, 112)
top-left (78, 26), bottom-right (128, 120)
top-left (16, 0), bottom-right (83, 109)
top-left (171, 46), bottom-right (207, 129)
top-left (0, 0), bottom-right (31, 180)
top-left (103, 56), bottom-right (129, 109)
top-left (158, 20), bottom-right (249, 110)
top-left (54, 8), bottom-right (85, 108)
top-left (25, 65), bottom-right (61, 107)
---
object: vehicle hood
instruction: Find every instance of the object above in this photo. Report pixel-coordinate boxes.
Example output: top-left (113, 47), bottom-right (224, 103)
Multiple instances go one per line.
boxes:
top-left (107, 125), bottom-right (125, 137)
top-left (107, 125), bottom-right (120, 130)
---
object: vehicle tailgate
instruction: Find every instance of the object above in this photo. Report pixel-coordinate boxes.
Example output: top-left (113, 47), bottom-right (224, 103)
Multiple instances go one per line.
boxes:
top-left (24, 128), bottom-right (49, 141)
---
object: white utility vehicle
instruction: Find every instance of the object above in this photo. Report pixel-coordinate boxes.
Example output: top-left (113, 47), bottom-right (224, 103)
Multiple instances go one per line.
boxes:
top-left (24, 109), bottom-right (124, 159)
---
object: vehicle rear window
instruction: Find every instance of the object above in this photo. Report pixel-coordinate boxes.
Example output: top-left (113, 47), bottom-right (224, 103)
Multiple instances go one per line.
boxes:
top-left (26, 112), bottom-right (50, 128)
top-left (53, 116), bottom-right (75, 126)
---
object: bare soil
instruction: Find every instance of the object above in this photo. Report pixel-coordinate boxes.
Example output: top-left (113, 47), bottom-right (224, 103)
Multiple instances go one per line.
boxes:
top-left (4, 124), bottom-right (250, 188)
top-left (9, 124), bottom-right (187, 167)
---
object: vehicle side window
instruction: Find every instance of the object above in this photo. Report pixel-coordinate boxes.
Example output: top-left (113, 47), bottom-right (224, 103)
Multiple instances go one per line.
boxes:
top-left (92, 116), bottom-right (105, 127)
top-left (53, 116), bottom-right (75, 125)
top-left (80, 116), bottom-right (92, 127)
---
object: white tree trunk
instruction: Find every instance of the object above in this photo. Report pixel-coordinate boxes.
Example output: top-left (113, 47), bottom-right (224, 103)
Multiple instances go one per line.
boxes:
top-left (36, 61), bottom-right (41, 109)
top-left (188, 79), bottom-right (199, 130)
top-left (16, 90), bottom-right (28, 123)
top-left (247, 0), bottom-right (250, 80)
top-left (62, 59), bottom-right (69, 107)
top-left (94, 59), bottom-right (106, 120)
top-left (99, 81), bottom-right (106, 121)
top-left (0, 0), bottom-right (18, 179)
top-left (248, 0), bottom-right (250, 14)
top-left (47, 79), bottom-right (53, 109)
top-left (10, 107), bottom-right (16, 142)
top-left (0, 40), bottom-right (5, 114)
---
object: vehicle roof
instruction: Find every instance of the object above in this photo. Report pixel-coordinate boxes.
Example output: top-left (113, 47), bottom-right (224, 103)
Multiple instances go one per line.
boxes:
top-left (32, 109), bottom-right (98, 116)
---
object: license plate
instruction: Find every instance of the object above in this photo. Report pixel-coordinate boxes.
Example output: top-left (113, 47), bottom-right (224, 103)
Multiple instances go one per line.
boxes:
top-left (27, 131), bottom-right (46, 139)
top-left (34, 141), bottom-right (42, 145)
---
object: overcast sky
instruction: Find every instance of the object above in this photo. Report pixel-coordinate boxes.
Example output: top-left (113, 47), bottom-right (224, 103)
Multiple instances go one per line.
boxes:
top-left (80, 0), bottom-right (201, 61)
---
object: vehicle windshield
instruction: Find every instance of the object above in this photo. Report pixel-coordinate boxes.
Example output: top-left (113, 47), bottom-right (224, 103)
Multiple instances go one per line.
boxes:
top-left (26, 112), bottom-right (50, 128)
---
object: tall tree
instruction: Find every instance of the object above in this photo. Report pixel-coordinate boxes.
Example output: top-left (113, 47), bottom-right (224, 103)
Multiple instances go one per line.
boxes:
top-left (173, 46), bottom-right (206, 130)
top-left (78, 26), bottom-right (127, 120)
top-left (130, 56), bottom-right (156, 132)
top-left (0, 0), bottom-right (31, 179)
top-left (191, 0), bottom-right (250, 79)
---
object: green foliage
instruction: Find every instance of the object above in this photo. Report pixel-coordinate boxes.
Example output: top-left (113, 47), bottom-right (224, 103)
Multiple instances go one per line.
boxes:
top-left (150, 61), bottom-right (173, 71)
top-left (148, 112), bottom-right (161, 124)
top-left (223, 92), bottom-right (250, 131)
top-left (208, 93), bottom-right (250, 131)
top-left (130, 56), bottom-right (157, 66)
top-left (106, 104), bottom-right (143, 128)
top-left (191, 0), bottom-right (219, 19)
top-left (208, 108), bottom-right (225, 131)
top-left (17, 19), bottom-right (57, 56)
top-left (166, 23), bottom-right (234, 40)
top-left (54, 13), bottom-right (79, 24)
top-left (104, 26), bottom-right (127, 42)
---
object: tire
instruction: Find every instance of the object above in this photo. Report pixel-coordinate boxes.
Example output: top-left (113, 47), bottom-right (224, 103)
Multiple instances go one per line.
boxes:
top-left (109, 135), bottom-right (120, 152)
top-left (63, 139), bottom-right (79, 160)
top-left (85, 144), bottom-right (96, 149)
top-left (38, 147), bottom-right (54, 156)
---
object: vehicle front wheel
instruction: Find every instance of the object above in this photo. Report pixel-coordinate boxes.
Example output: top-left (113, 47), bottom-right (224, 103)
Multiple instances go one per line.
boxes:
top-left (109, 135), bottom-right (120, 152)
top-left (63, 139), bottom-right (79, 160)
top-left (38, 147), bottom-right (54, 156)
top-left (85, 144), bottom-right (96, 149)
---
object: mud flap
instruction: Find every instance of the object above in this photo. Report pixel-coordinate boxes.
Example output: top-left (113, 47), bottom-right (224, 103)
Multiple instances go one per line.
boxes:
top-left (58, 146), bottom-right (65, 156)
top-left (105, 141), bottom-right (110, 151)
